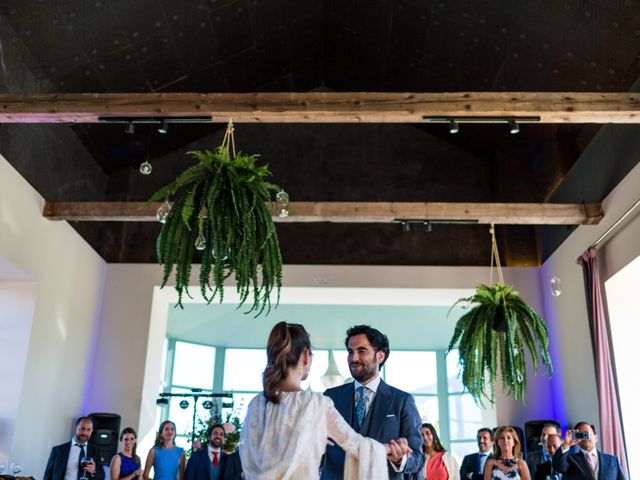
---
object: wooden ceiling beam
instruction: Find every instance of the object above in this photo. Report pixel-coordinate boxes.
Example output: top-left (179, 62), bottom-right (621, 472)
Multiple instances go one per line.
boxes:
top-left (43, 201), bottom-right (603, 225)
top-left (1, 92), bottom-right (639, 123)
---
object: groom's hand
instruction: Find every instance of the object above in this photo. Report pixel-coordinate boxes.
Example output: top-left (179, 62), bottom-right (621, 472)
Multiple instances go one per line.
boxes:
top-left (386, 439), bottom-right (405, 465)
top-left (396, 437), bottom-right (412, 457)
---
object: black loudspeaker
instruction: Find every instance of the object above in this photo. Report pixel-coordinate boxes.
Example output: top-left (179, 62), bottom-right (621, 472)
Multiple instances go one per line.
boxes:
top-left (524, 419), bottom-right (561, 453)
top-left (89, 412), bottom-right (121, 465)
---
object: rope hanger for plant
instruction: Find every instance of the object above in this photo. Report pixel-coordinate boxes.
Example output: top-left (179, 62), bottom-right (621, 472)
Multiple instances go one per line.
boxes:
top-left (221, 118), bottom-right (237, 158)
top-left (489, 223), bottom-right (505, 286)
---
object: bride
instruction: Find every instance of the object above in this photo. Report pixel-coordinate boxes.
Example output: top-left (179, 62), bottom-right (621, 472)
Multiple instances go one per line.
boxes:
top-left (239, 322), bottom-right (409, 479)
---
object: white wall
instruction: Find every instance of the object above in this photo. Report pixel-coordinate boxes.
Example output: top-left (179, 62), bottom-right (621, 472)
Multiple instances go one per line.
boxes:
top-left (0, 154), bottom-right (106, 476)
top-left (540, 159), bottom-right (640, 432)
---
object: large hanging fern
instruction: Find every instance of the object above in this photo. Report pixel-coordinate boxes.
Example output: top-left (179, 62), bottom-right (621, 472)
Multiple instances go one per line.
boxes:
top-left (146, 145), bottom-right (283, 315)
top-left (448, 283), bottom-right (553, 405)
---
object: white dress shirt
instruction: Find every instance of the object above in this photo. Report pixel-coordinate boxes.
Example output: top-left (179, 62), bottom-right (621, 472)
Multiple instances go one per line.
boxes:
top-left (65, 437), bottom-right (87, 480)
top-left (580, 448), bottom-right (599, 480)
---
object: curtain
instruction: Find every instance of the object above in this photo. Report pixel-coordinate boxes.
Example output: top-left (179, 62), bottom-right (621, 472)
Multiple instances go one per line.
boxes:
top-left (578, 247), bottom-right (628, 475)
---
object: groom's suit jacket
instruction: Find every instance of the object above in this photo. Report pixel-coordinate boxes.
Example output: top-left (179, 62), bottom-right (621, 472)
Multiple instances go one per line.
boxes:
top-left (43, 441), bottom-right (104, 480)
top-left (552, 448), bottom-right (626, 480)
top-left (321, 380), bottom-right (424, 480)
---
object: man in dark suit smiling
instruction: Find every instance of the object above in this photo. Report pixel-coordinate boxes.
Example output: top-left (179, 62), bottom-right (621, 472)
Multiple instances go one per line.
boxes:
top-left (460, 428), bottom-right (494, 480)
top-left (185, 424), bottom-right (242, 480)
top-left (43, 417), bottom-right (104, 480)
top-left (321, 325), bottom-right (424, 480)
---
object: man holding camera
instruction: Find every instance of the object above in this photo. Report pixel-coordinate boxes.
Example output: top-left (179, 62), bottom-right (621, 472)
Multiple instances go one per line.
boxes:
top-left (552, 422), bottom-right (626, 480)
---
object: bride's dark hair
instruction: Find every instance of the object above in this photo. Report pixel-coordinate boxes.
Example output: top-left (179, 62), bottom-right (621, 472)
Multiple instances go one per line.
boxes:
top-left (263, 321), bottom-right (311, 403)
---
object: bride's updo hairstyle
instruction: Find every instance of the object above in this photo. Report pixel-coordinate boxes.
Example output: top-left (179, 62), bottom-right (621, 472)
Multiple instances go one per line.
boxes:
top-left (263, 321), bottom-right (311, 403)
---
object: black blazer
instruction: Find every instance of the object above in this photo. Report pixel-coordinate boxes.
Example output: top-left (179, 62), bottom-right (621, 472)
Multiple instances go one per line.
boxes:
top-left (552, 448), bottom-right (626, 480)
top-left (526, 450), bottom-right (547, 480)
top-left (321, 380), bottom-right (424, 480)
top-left (460, 453), bottom-right (492, 480)
top-left (184, 449), bottom-right (242, 480)
top-left (44, 442), bottom-right (105, 480)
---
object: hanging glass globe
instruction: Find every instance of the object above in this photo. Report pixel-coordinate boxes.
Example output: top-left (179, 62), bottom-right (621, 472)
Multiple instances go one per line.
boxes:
top-left (194, 232), bottom-right (206, 251)
top-left (275, 190), bottom-right (290, 218)
top-left (550, 276), bottom-right (562, 297)
top-left (212, 245), bottom-right (229, 261)
top-left (156, 199), bottom-right (171, 224)
top-left (139, 160), bottom-right (152, 175)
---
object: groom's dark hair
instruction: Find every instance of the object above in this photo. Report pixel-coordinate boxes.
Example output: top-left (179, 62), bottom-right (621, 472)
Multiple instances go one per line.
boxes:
top-left (345, 325), bottom-right (390, 369)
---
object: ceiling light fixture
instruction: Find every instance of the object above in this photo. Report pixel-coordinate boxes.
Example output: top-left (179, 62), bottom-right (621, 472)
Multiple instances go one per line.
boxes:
top-left (423, 115), bottom-right (541, 131)
top-left (401, 221), bottom-right (410, 233)
top-left (423, 221), bottom-right (432, 233)
top-left (158, 120), bottom-right (169, 134)
top-left (125, 122), bottom-right (135, 134)
top-left (448, 119), bottom-right (459, 134)
top-left (508, 120), bottom-right (520, 134)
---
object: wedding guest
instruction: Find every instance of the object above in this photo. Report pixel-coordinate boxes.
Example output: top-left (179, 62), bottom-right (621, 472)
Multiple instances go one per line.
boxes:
top-left (44, 416), bottom-right (104, 480)
top-left (484, 426), bottom-right (530, 480)
top-left (526, 423), bottom-right (561, 480)
top-left (533, 433), bottom-right (562, 480)
top-left (143, 421), bottom-right (185, 480)
top-left (110, 427), bottom-right (143, 480)
top-left (185, 423), bottom-right (242, 480)
top-left (552, 422), bottom-right (626, 480)
top-left (408, 422), bottom-right (459, 480)
top-left (460, 428), bottom-right (494, 480)
top-left (239, 321), bottom-right (408, 479)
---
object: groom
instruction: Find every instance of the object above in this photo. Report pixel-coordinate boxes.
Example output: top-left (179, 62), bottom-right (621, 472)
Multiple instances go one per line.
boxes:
top-left (321, 325), bottom-right (424, 479)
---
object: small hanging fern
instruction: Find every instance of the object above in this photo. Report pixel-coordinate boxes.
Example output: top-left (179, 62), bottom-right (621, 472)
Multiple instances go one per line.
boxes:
top-left (146, 145), bottom-right (283, 315)
top-left (448, 283), bottom-right (553, 405)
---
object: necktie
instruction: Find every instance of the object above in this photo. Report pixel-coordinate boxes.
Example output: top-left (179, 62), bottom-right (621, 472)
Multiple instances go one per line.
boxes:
top-left (212, 451), bottom-right (219, 469)
top-left (585, 452), bottom-right (595, 472)
top-left (355, 386), bottom-right (367, 430)
top-left (478, 453), bottom-right (487, 474)
top-left (77, 444), bottom-right (86, 480)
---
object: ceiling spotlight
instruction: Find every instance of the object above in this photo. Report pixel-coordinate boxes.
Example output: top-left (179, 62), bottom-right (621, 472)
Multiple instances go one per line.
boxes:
top-left (139, 160), bottom-right (152, 175)
top-left (508, 120), bottom-right (520, 134)
top-left (448, 119), bottom-right (459, 134)
top-left (202, 400), bottom-right (213, 410)
top-left (125, 122), bottom-right (135, 134)
top-left (156, 398), bottom-right (169, 406)
top-left (158, 120), bottom-right (169, 134)
top-left (401, 221), bottom-right (410, 233)
top-left (179, 399), bottom-right (189, 409)
top-left (423, 221), bottom-right (432, 233)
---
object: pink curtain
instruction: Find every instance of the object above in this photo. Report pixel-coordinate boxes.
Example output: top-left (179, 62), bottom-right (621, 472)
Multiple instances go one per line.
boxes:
top-left (578, 247), bottom-right (628, 475)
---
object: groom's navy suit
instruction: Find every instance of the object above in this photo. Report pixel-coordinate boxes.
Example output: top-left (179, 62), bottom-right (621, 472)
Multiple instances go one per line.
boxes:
top-left (321, 380), bottom-right (424, 480)
top-left (552, 448), bottom-right (626, 480)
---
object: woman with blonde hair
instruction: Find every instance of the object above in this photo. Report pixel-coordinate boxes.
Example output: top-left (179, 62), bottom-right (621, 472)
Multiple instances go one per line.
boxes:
top-left (143, 420), bottom-right (186, 480)
top-left (483, 426), bottom-right (530, 480)
top-left (239, 321), bottom-right (409, 479)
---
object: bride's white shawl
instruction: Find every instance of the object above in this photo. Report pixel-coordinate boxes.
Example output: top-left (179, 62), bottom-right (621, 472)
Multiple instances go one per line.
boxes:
top-left (239, 390), bottom-right (387, 480)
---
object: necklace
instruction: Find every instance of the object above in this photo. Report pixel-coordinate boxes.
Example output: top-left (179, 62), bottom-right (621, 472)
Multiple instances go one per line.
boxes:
top-left (499, 458), bottom-right (518, 468)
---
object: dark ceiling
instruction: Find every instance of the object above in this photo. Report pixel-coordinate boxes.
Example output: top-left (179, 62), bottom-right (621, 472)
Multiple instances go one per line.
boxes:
top-left (1, 0), bottom-right (640, 266)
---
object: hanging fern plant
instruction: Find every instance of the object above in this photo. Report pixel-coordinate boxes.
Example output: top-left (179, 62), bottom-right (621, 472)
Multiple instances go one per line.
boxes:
top-left (146, 121), bottom-right (284, 315)
top-left (447, 226), bottom-right (553, 404)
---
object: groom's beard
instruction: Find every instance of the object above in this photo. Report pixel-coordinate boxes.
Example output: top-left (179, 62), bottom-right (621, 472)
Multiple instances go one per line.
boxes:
top-left (349, 361), bottom-right (378, 383)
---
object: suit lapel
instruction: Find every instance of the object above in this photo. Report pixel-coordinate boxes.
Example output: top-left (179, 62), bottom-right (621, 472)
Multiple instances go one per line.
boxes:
top-left (366, 380), bottom-right (392, 439)
top-left (573, 452), bottom-right (596, 480)
top-left (334, 383), bottom-right (355, 426)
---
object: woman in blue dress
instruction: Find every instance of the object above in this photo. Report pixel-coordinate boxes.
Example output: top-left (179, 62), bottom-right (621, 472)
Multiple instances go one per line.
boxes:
top-left (143, 421), bottom-right (185, 480)
top-left (110, 427), bottom-right (143, 480)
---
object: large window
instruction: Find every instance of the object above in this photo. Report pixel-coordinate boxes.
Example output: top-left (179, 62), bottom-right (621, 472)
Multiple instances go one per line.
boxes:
top-left (160, 341), bottom-right (493, 459)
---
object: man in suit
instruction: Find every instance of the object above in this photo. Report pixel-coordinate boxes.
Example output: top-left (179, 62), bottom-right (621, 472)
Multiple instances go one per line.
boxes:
top-left (527, 423), bottom-right (562, 480)
top-left (552, 422), bottom-right (626, 480)
top-left (460, 427), bottom-right (494, 480)
top-left (534, 433), bottom-right (563, 480)
top-left (44, 417), bottom-right (104, 480)
top-left (185, 423), bottom-right (242, 480)
top-left (321, 325), bottom-right (424, 480)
